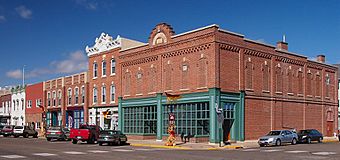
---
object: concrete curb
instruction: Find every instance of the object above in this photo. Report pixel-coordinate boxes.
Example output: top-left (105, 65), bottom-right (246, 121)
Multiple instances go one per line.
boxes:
top-left (130, 143), bottom-right (191, 150)
top-left (323, 139), bottom-right (339, 143)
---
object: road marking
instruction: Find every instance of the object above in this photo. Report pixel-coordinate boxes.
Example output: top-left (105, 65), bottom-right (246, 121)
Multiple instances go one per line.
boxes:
top-left (134, 148), bottom-right (159, 151)
top-left (285, 150), bottom-right (309, 153)
top-left (88, 150), bottom-right (109, 153)
top-left (0, 155), bottom-right (26, 159)
top-left (261, 149), bottom-right (283, 152)
top-left (63, 151), bottom-right (86, 155)
top-left (111, 149), bottom-right (133, 152)
top-left (242, 149), bottom-right (259, 152)
top-left (32, 153), bottom-right (57, 156)
top-left (312, 152), bottom-right (337, 156)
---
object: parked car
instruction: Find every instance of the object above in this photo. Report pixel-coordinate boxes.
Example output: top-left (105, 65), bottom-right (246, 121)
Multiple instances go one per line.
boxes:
top-left (0, 125), bottom-right (15, 137)
top-left (0, 125), bottom-right (4, 130)
top-left (258, 130), bottom-right (298, 147)
top-left (297, 129), bottom-right (323, 143)
top-left (98, 130), bottom-right (127, 146)
top-left (13, 126), bottom-right (38, 138)
top-left (69, 124), bottom-right (102, 144)
top-left (46, 126), bottom-right (70, 141)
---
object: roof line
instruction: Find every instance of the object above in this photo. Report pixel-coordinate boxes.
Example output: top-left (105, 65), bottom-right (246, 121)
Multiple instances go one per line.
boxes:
top-left (171, 24), bottom-right (219, 38)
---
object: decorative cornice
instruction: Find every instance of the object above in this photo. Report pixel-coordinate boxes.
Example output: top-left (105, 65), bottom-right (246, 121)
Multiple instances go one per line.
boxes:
top-left (86, 33), bottom-right (121, 56)
top-left (307, 63), bottom-right (323, 70)
top-left (122, 55), bottom-right (159, 67)
top-left (219, 44), bottom-right (240, 53)
top-left (161, 43), bottom-right (211, 59)
top-left (244, 49), bottom-right (272, 59)
top-left (275, 56), bottom-right (305, 66)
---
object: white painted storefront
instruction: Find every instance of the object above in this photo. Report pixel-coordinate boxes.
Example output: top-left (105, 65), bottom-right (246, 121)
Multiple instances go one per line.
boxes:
top-left (88, 107), bottom-right (118, 130)
top-left (11, 87), bottom-right (25, 126)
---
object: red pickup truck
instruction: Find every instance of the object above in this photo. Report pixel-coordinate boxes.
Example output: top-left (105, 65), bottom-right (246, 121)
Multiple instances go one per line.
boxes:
top-left (69, 124), bottom-right (102, 144)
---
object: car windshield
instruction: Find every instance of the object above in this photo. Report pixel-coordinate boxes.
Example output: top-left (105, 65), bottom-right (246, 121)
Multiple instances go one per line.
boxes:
top-left (100, 130), bottom-right (119, 135)
top-left (267, 131), bottom-right (281, 136)
top-left (4, 126), bottom-right (12, 129)
top-left (14, 126), bottom-right (23, 129)
top-left (298, 130), bottom-right (311, 134)
top-left (49, 126), bottom-right (61, 130)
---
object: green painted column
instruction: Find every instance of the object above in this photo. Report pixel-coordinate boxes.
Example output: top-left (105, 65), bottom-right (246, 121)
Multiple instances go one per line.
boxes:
top-left (156, 93), bottom-right (163, 140)
top-left (209, 88), bottom-right (221, 143)
top-left (118, 97), bottom-right (123, 131)
top-left (239, 91), bottom-right (245, 141)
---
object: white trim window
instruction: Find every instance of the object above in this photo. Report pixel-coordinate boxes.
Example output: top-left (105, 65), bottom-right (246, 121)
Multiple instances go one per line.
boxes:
top-left (21, 99), bottom-right (24, 110)
top-left (81, 86), bottom-right (85, 104)
top-left (110, 84), bottom-right (115, 103)
top-left (111, 59), bottom-right (116, 75)
top-left (102, 85), bottom-right (106, 103)
top-left (93, 87), bottom-right (98, 104)
top-left (75, 87), bottom-right (79, 105)
top-left (36, 99), bottom-right (42, 108)
top-left (67, 88), bottom-right (72, 106)
top-left (27, 100), bottom-right (32, 108)
top-left (58, 90), bottom-right (62, 106)
top-left (47, 92), bottom-right (51, 107)
top-left (102, 60), bottom-right (107, 77)
top-left (52, 91), bottom-right (56, 106)
top-left (93, 62), bottom-right (98, 78)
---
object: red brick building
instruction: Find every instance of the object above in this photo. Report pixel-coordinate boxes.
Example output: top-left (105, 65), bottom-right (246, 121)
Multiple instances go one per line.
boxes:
top-left (86, 23), bottom-right (338, 142)
top-left (44, 72), bottom-right (88, 128)
top-left (25, 82), bottom-right (44, 134)
top-left (0, 93), bottom-right (11, 125)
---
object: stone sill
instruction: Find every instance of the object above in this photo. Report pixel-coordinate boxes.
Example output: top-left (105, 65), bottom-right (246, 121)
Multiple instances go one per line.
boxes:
top-left (262, 90), bottom-right (270, 93)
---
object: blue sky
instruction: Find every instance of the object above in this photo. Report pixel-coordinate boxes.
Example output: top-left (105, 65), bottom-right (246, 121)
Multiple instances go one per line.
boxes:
top-left (0, 0), bottom-right (339, 87)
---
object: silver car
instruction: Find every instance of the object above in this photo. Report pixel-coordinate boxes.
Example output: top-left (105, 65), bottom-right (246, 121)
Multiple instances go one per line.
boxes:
top-left (258, 130), bottom-right (298, 147)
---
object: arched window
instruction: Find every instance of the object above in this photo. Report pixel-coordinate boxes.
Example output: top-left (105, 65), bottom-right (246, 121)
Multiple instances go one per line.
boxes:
top-left (75, 87), bottom-right (79, 104)
top-left (287, 68), bottom-right (293, 93)
top-left (93, 62), bottom-right (98, 78)
top-left (110, 84), bottom-right (115, 102)
top-left (275, 65), bottom-right (282, 92)
top-left (298, 69), bottom-right (303, 94)
top-left (81, 86), bottom-right (85, 104)
top-left (67, 88), bottom-right (72, 105)
top-left (102, 60), bottom-right (106, 77)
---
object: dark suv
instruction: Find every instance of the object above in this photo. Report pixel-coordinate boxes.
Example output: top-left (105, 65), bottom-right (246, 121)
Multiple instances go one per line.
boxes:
top-left (13, 126), bottom-right (38, 138)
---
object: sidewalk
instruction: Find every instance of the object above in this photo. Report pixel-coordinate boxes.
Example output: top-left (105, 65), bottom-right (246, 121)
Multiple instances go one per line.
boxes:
top-left (128, 137), bottom-right (340, 150)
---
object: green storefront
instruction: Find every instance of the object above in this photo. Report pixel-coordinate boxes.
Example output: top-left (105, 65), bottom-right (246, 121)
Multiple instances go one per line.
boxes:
top-left (118, 88), bottom-right (244, 143)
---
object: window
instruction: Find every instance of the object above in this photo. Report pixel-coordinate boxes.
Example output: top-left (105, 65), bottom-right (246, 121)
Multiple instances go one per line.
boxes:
top-left (81, 86), bottom-right (85, 104)
top-left (21, 99), bottom-right (24, 110)
top-left (52, 91), bottom-right (56, 106)
top-left (67, 88), bottom-right (72, 105)
top-left (326, 74), bottom-right (330, 97)
top-left (47, 92), bottom-right (51, 106)
top-left (316, 74), bottom-right (321, 96)
top-left (111, 59), bottom-right (116, 75)
top-left (102, 85), bottom-right (106, 103)
top-left (110, 85), bottom-right (115, 102)
top-left (181, 63), bottom-right (189, 89)
top-left (93, 87), bottom-right (98, 104)
top-left (262, 62), bottom-right (269, 91)
top-left (102, 61), bottom-right (106, 77)
top-left (13, 100), bottom-right (16, 111)
top-left (136, 72), bottom-right (142, 94)
top-left (245, 60), bottom-right (253, 89)
top-left (93, 62), bottom-right (98, 78)
top-left (27, 100), bottom-right (32, 108)
top-left (58, 90), bottom-right (62, 106)
top-left (36, 122), bottom-right (41, 129)
top-left (36, 99), bottom-right (42, 108)
top-left (75, 87), bottom-right (79, 104)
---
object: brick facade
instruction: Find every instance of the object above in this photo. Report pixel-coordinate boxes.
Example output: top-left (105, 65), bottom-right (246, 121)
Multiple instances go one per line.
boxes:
top-left (25, 82), bottom-right (44, 134)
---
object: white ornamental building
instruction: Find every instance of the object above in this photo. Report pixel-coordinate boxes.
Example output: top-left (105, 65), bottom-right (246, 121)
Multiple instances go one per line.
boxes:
top-left (11, 86), bottom-right (26, 126)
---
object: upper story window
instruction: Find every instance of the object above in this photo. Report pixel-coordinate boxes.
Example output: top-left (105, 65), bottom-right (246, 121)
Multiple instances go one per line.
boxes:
top-left (13, 100), bottom-right (16, 111)
top-left (81, 86), bottom-right (85, 104)
top-left (102, 85), bottom-right (106, 103)
top-left (75, 87), bottom-right (79, 105)
top-left (326, 74), bottom-right (330, 97)
top-left (58, 90), bottom-right (62, 106)
top-left (67, 88), bottom-right (72, 105)
top-left (298, 69), bottom-right (303, 94)
top-left (93, 62), bottom-right (98, 78)
top-left (111, 59), bottom-right (116, 75)
top-left (47, 92), bottom-right (51, 106)
top-left (102, 61), bottom-right (107, 77)
top-left (27, 100), bottom-right (32, 108)
top-left (52, 91), bottom-right (56, 106)
top-left (245, 59), bottom-right (253, 90)
top-left (36, 99), bottom-right (42, 108)
top-left (21, 99), bottom-right (24, 110)
top-left (93, 87), bottom-right (98, 104)
top-left (110, 84), bottom-right (115, 103)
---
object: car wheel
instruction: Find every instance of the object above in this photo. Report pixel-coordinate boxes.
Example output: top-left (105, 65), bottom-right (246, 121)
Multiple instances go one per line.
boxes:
top-left (24, 133), bottom-right (28, 138)
top-left (259, 144), bottom-right (265, 147)
top-left (3, 135), bottom-right (8, 137)
top-left (275, 139), bottom-right (281, 146)
top-left (72, 139), bottom-right (77, 144)
top-left (33, 133), bottom-right (38, 138)
top-left (307, 137), bottom-right (311, 144)
top-left (47, 138), bottom-right (51, 141)
top-left (117, 139), bottom-right (121, 146)
top-left (318, 137), bottom-right (322, 143)
top-left (291, 138), bottom-right (297, 145)
top-left (14, 135), bottom-right (18, 138)
top-left (99, 142), bottom-right (103, 146)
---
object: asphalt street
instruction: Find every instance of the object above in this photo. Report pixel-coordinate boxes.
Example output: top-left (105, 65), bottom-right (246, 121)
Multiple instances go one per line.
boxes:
top-left (1, 136), bottom-right (340, 160)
